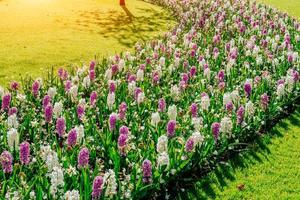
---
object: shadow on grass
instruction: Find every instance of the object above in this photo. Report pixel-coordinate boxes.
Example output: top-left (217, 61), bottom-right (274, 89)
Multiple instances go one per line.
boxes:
top-left (157, 107), bottom-right (300, 199)
top-left (70, 5), bottom-right (174, 48)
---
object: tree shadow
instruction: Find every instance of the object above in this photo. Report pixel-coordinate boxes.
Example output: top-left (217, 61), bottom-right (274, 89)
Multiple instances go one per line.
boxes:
top-left (153, 104), bottom-right (300, 199)
top-left (66, 5), bottom-right (174, 48)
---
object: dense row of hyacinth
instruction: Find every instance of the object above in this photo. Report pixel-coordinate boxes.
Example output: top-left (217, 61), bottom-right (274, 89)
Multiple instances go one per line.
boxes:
top-left (0, 0), bottom-right (300, 199)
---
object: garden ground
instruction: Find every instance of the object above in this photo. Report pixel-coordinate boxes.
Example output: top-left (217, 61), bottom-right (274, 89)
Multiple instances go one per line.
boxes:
top-left (0, 0), bottom-right (174, 85)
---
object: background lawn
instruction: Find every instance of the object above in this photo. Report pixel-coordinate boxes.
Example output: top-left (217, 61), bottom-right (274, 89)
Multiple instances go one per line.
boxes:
top-left (0, 0), bottom-right (174, 85)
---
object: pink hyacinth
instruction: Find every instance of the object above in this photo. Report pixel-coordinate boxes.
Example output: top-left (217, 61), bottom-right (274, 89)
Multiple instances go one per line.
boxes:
top-left (109, 113), bottom-right (118, 131)
top-left (167, 120), bottom-right (176, 137)
top-left (58, 68), bottom-right (68, 80)
top-left (42, 95), bottom-right (51, 109)
top-left (111, 64), bottom-right (118, 75)
top-left (90, 61), bottom-right (96, 71)
top-left (78, 147), bottom-right (89, 168)
top-left (92, 176), bottom-right (104, 199)
top-left (32, 80), bottom-right (40, 97)
top-left (218, 70), bottom-right (225, 82)
top-left (211, 122), bottom-right (220, 142)
top-left (142, 159), bottom-right (152, 183)
top-left (56, 117), bottom-right (66, 137)
top-left (152, 71), bottom-right (160, 84)
top-left (90, 91), bottom-right (97, 107)
top-left (20, 141), bottom-right (30, 165)
top-left (134, 88), bottom-right (142, 101)
top-left (185, 138), bottom-right (194, 152)
top-left (128, 74), bottom-right (137, 83)
top-left (77, 104), bottom-right (85, 120)
top-left (1, 151), bottom-right (13, 173)
top-left (189, 66), bottom-right (197, 77)
top-left (118, 102), bottom-right (127, 120)
top-left (2, 93), bottom-right (11, 111)
top-left (119, 125), bottom-right (129, 135)
top-left (67, 128), bottom-right (77, 147)
top-left (236, 106), bottom-right (245, 124)
top-left (158, 98), bottom-right (166, 112)
top-left (44, 104), bottom-right (53, 123)
top-left (244, 82), bottom-right (252, 97)
top-left (89, 70), bottom-right (96, 82)
top-left (65, 80), bottom-right (72, 92)
top-left (190, 103), bottom-right (198, 118)
top-left (10, 81), bottom-right (20, 91)
top-left (260, 93), bottom-right (269, 110)
top-left (182, 73), bottom-right (189, 83)
top-left (8, 107), bottom-right (17, 116)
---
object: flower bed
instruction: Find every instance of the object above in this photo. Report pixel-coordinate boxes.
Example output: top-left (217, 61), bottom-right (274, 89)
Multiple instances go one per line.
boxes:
top-left (1, 0), bottom-right (300, 199)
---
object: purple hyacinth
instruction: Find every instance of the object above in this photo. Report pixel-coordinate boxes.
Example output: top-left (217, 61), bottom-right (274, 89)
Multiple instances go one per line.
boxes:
top-left (65, 80), bottom-right (72, 92)
top-left (42, 95), bottom-right (51, 109)
top-left (78, 147), bottom-right (89, 168)
top-left (109, 113), bottom-right (118, 131)
top-left (119, 125), bottom-right (129, 136)
top-left (67, 128), bottom-right (77, 147)
top-left (167, 120), bottom-right (176, 137)
top-left (58, 68), bottom-right (68, 80)
top-left (211, 122), bottom-right (220, 142)
top-left (236, 106), bottom-right (245, 124)
top-left (10, 81), bottom-right (19, 91)
top-left (44, 104), bottom-right (53, 123)
top-left (109, 81), bottom-right (116, 93)
top-left (134, 88), bottom-right (142, 101)
top-left (185, 137), bottom-right (194, 152)
top-left (92, 176), bottom-right (104, 199)
top-left (190, 103), bottom-right (198, 118)
top-left (218, 70), bottom-right (225, 82)
top-left (77, 104), bottom-right (85, 120)
top-left (182, 73), bottom-right (189, 83)
top-left (118, 134), bottom-right (128, 155)
top-left (244, 82), bottom-right (252, 97)
top-left (189, 66), bottom-right (197, 77)
top-left (152, 71), bottom-right (160, 84)
top-left (142, 159), bottom-right (152, 184)
top-left (20, 141), bottom-right (30, 165)
top-left (225, 101), bottom-right (234, 112)
top-left (8, 107), bottom-right (18, 116)
top-left (260, 93), bottom-right (269, 110)
top-left (118, 102), bottom-right (127, 120)
top-left (2, 93), bottom-right (11, 111)
top-left (32, 80), bottom-right (40, 97)
top-left (90, 91), bottom-right (97, 107)
top-left (1, 151), bottom-right (13, 173)
top-left (158, 98), bottom-right (166, 112)
top-left (56, 117), bottom-right (66, 137)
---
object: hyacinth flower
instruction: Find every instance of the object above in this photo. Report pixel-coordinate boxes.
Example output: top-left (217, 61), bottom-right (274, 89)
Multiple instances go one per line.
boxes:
top-left (118, 102), bottom-right (127, 120)
top-left (90, 61), bottom-right (96, 71)
top-left (185, 137), bottom-right (195, 152)
top-left (20, 141), bottom-right (30, 165)
top-left (67, 128), bottom-right (77, 147)
top-left (89, 70), bottom-right (96, 82)
top-left (190, 103), bottom-right (198, 118)
top-left (10, 81), bottom-right (20, 91)
top-left (8, 107), bottom-right (17, 116)
top-left (58, 68), bottom-right (68, 80)
top-left (92, 176), bottom-right (104, 199)
top-left (260, 93), bottom-right (269, 110)
top-left (1, 151), bottom-right (13, 173)
top-left (119, 125), bottom-right (129, 136)
top-left (44, 104), bottom-right (53, 123)
top-left (77, 104), bottom-right (85, 120)
top-left (167, 120), bottom-right (176, 137)
top-left (32, 80), bottom-right (40, 97)
top-left (109, 113), bottom-right (118, 131)
top-left (90, 91), bottom-right (97, 107)
top-left (1, 93), bottom-right (11, 111)
top-left (78, 147), bottom-right (89, 168)
top-left (244, 81), bottom-right (252, 97)
top-left (211, 122), bottom-right (220, 142)
top-left (158, 98), bottom-right (166, 112)
top-left (56, 117), bottom-right (66, 137)
top-left (109, 81), bottom-right (116, 93)
top-left (142, 159), bottom-right (152, 184)
top-left (118, 134), bottom-right (128, 156)
top-left (236, 106), bottom-right (245, 124)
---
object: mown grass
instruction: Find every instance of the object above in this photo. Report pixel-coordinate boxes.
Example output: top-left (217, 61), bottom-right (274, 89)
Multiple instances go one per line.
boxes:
top-left (0, 0), bottom-right (174, 85)
top-left (174, 1), bottom-right (300, 199)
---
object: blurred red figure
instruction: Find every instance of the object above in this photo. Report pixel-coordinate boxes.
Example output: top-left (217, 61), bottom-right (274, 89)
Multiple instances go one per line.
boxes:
top-left (120, 0), bottom-right (125, 6)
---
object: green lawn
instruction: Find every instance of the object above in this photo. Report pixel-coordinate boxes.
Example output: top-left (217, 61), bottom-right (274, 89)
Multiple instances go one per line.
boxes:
top-left (174, 1), bottom-right (300, 199)
top-left (0, 0), bottom-right (174, 85)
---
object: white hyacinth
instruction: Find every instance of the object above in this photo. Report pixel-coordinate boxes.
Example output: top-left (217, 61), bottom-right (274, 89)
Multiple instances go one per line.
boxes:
top-left (53, 101), bottom-right (63, 117)
top-left (0, 86), bottom-right (4, 98)
top-left (75, 125), bottom-right (85, 144)
top-left (157, 135), bottom-right (168, 153)
top-left (191, 132), bottom-right (204, 146)
top-left (47, 87), bottom-right (57, 99)
top-left (276, 83), bottom-right (285, 98)
top-left (137, 92), bottom-right (145, 105)
top-left (105, 68), bottom-right (112, 80)
top-left (245, 101), bottom-right (255, 117)
top-left (118, 59), bottom-right (125, 71)
top-left (7, 114), bottom-right (19, 129)
top-left (201, 95), bottom-right (210, 111)
top-left (220, 117), bottom-right (233, 136)
top-left (107, 92), bottom-right (115, 110)
top-left (82, 76), bottom-right (91, 88)
top-left (49, 166), bottom-right (64, 198)
top-left (65, 190), bottom-right (80, 200)
top-left (151, 112), bottom-right (161, 127)
top-left (128, 81), bottom-right (136, 95)
top-left (157, 152), bottom-right (170, 168)
top-left (69, 85), bottom-right (78, 101)
top-left (170, 85), bottom-right (180, 101)
top-left (167, 105), bottom-right (177, 120)
top-left (7, 128), bottom-right (19, 150)
top-left (104, 169), bottom-right (117, 198)
top-left (136, 69), bottom-right (144, 81)
top-left (159, 56), bottom-right (165, 66)
top-left (192, 117), bottom-right (203, 131)
top-left (204, 68), bottom-right (211, 80)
